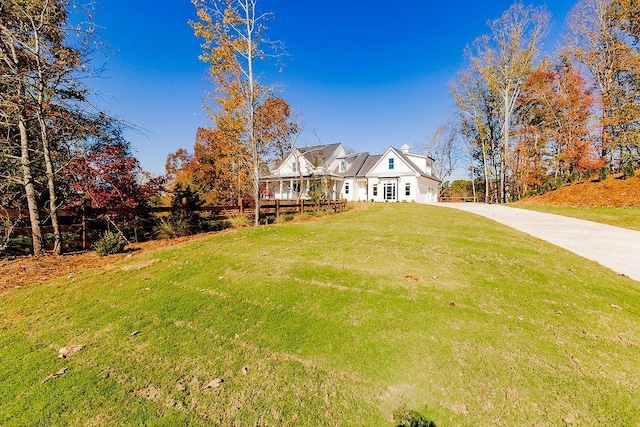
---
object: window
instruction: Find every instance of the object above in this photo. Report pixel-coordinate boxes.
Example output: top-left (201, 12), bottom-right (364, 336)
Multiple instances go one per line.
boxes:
top-left (293, 182), bottom-right (301, 193)
top-left (345, 182), bottom-right (350, 195)
top-left (383, 183), bottom-right (396, 200)
top-left (293, 160), bottom-right (300, 173)
top-left (388, 158), bottom-right (395, 170)
top-left (372, 184), bottom-right (378, 196)
top-left (339, 160), bottom-right (346, 172)
top-left (405, 183), bottom-right (411, 196)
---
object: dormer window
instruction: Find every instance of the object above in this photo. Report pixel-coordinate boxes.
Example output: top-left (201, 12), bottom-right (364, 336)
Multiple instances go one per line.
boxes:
top-left (339, 160), bottom-right (346, 172)
top-left (389, 158), bottom-right (395, 170)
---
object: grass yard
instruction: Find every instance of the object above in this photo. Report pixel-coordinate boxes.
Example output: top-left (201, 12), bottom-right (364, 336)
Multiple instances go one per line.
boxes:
top-left (1, 203), bottom-right (639, 426)
top-left (513, 204), bottom-right (640, 231)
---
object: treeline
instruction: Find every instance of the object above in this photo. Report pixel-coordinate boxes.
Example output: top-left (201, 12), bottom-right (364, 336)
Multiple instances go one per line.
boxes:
top-left (0, 1), bottom-right (165, 256)
top-left (451, 0), bottom-right (640, 203)
top-left (1, 0), bottom-right (308, 256)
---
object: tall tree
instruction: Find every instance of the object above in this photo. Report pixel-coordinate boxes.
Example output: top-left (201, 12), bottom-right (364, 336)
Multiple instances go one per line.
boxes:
top-left (191, 0), bottom-right (285, 225)
top-left (1, 0), bottom-right (45, 254)
top-left (514, 58), bottom-right (601, 196)
top-left (451, 66), bottom-right (503, 203)
top-left (566, 0), bottom-right (639, 169)
top-left (0, 0), bottom-right (103, 254)
top-left (471, 2), bottom-right (550, 202)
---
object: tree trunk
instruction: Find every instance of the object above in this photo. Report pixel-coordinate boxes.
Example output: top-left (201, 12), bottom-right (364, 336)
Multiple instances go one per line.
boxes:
top-left (39, 115), bottom-right (63, 254)
top-left (502, 91), bottom-right (510, 204)
top-left (245, 1), bottom-right (260, 227)
top-left (19, 112), bottom-right (44, 255)
top-left (481, 140), bottom-right (490, 203)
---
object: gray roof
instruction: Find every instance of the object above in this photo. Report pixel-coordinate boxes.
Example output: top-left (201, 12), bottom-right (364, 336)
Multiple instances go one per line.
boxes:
top-left (340, 152), bottom-right (370, 177)
top-left (395, 149), bottom-right (440, 181)
top-left (300, 143), bottom-right (342, 166)
top-left (357, 155), bottom-right (382, 177)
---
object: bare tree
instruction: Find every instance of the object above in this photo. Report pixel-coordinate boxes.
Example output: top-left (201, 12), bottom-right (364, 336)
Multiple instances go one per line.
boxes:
top-left (419, 121), bottom-right (463, 193)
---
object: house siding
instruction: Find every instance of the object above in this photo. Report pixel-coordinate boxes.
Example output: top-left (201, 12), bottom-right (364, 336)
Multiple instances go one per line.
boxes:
top-left (262, 144), bottom-right (440, 204)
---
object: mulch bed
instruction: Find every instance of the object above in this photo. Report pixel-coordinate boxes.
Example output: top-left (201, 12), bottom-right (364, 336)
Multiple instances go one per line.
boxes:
top-left (0, 234), bottom-right (212, 294)
top-left (519, 172), bottom-right (640, 207)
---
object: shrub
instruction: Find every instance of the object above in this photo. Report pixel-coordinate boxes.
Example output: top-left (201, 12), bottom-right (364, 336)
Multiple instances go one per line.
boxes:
top-left (393, 406), bottom-right (436, 427)
top-left (292, 212), bottom-right (312, 221)
top-left (623, 160), bottom-right (635, 179)
top-left (202, 219), bottom-right (230, 232)
top-left (155, 215), bottom-right (191, 239)
top-left (584, 168), bottom-right (592, 179)
top-left (598, 166), bottom-right (609, 181)
top-left (95, 230), bottom-right (126, 256)
top-left (273, 214), bottom-right (293, 224)
top-left (225, 212), bottom-right (251, 228)
top-left (569, 172), bottom-right (579, 183)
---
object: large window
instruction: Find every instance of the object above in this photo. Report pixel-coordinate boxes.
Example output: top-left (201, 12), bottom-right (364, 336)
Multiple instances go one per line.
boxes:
top-left (405, 183), bottom-right (411, 196)
top-left (388, 158), bottom-right (395, 170)
top-left (383, 183), bottom-right (396, 200)
top-left (372, 184), bottom-right (378, 196)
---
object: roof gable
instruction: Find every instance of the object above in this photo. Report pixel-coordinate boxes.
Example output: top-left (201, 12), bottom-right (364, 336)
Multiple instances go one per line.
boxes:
top-left (270, 143), bottom-right (344, 177)
top-left (365, 147), bottom-right (416, 176)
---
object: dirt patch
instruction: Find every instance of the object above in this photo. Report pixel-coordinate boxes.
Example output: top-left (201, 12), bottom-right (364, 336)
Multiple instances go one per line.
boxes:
top-left (0, 233), bottom-right (213, 294)
top-left (519, 172), bottom-right (640, 207)
top-left (120, 259), bottom-right (159, 272)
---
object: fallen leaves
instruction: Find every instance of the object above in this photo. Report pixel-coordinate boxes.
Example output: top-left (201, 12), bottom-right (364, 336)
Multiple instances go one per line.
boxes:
top-left (41, 367), bottom-right (67, 384)
top-left (58, 344), bottom-right (84, 359)
top-left (204, 378), bottom-right (224, 389)
top-left (120, 259), bottom-right (159, 272)
top-left (519, 171), bottom-right (640, 207)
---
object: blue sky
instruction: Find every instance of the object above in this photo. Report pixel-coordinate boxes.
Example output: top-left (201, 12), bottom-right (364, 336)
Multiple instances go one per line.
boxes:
top-left (90, 0), bottom-right (577, 175)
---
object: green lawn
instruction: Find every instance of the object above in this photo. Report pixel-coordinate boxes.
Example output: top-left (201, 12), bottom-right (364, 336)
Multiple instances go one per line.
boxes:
top-left (513, 204), bottom-right (640, 231)
top-left (1, 203), bottom-right (639, 426)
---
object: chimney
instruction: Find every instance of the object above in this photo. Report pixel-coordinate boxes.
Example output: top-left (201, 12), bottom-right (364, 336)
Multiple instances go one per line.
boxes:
top-left (400, 144), bottom-right (411, 154)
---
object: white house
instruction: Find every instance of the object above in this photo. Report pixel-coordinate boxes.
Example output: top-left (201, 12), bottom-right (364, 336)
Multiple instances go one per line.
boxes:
top-left (261, 143), bottom-right (440, 204)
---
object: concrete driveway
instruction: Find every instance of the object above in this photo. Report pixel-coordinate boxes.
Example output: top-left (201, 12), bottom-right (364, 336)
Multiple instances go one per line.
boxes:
top-left (438, 203), bottom-right (640, 283)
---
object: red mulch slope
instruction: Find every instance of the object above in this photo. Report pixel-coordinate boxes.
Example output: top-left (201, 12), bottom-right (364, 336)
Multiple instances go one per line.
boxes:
top-left (519, 171), bottom-right (640, 207)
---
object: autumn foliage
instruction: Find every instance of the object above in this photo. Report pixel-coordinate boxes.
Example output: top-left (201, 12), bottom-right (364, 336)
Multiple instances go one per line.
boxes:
top-left (67, 141), bottom-right (165, 212)
top-left (454, 0), bottom-right (639, 202)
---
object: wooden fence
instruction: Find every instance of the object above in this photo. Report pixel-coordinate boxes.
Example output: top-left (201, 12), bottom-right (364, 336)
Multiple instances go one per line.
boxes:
top-left (439, 196), bottom-right (479, 203)
top-left (1, 198), bottom-right (347, 254)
